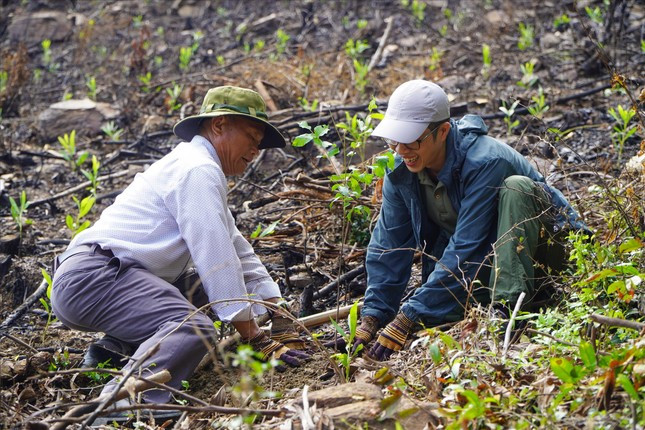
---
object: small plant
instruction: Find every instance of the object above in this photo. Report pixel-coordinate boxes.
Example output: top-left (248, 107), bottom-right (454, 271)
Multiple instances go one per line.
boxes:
top-left (499, 100), bottom-right (520, 135)
top-left (298, 97), bottom-right (319, 112)
top-left (230, 344), bottom-right (281, 412)
top-left (253, 39), bottom-right (265, 52)
top-left (607, 104), bottom-right (637, 162)
top-left (517, 22), bottom-right (534, 51)
top-left (292, 122), bottom-right (337, 159)
top-left (41, 39), bottom-right (54, 70)
top-left (481, 44), bottom-right (491, 77)
top-left (0, 70), bottom-right (7, 94)
top-left (85, 359), bottom-right (114, 384)
top-left (410, 0), bottom-right (426, 24)
top-left (553, 13), bottom-right (570, 29)
top-left (86, 75), bottom-right (97, 100)
top-left (585, 6), bottom-right (603, 25)
top-left (216, 55), bottom-right (225, 66)
top-left (274, 28), bottom-right (290, 59)
top-left (250, 221), bottom-right (279, 239)
top-left (39, 269), bottom-right (57, 341)
top-left (165, 83), bottom-right (183, 113)
top-left (356, 19), bottom-right (367, 29)
top-left (49, 348), bottom-right (71, 371)
top-left (641, 39), bottom-right (645, 54)
top-left (62, 91), bottom-right (73, 101)
top-left (329, 301), bottom-right (362, 381)
top-left (336, 98), bottom-right (379, 163)
top-left (81, 155), bottom-right (101, 196)
top-left (66, 195), bottom-right (95, 238)
top-left (527, 87), bottom-right (550, 119)
top-left (9, 190), bottom-right (33, 238)
top-left (428, 47), bottom-right (443, 72)
top-left (439, 24), bottom-right (448, 37)
top-left (33, 69), bottom-right (43, 83)
top-left (131, 14), bottom-right (143, 28)
top-left (179, 46), bottom-right (193, 71)
top-left (344, 39), bottom-right (369, 60)
top-left (352, 59), bottom-right (369, 93)
top-left (58, 130), bottom-right (89, 171)
top-left (138, 71), bottom-right (152, 92)
top-left (517, 60), bottom-right (538, 88)
top-left (101, 121), bottom-right (124, 141)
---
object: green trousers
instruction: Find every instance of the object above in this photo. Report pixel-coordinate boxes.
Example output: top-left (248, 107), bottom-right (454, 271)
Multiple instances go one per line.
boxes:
top-left (489, 175), bottom-right (569, 306)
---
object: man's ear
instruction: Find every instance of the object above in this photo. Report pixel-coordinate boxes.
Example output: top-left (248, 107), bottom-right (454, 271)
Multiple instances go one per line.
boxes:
top-left (439, 122), bottom-right (451, 141)
top-left (209, 116), bottom-right (226, 136)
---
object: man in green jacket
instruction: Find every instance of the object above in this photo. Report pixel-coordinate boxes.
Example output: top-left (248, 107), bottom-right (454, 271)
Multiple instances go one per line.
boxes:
top-left (351, 80), bottom-right (587, 360)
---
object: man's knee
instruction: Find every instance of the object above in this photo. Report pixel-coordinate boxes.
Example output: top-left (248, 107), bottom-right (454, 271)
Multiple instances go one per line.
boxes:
top-left (499, 176), bottom-right (535, 199)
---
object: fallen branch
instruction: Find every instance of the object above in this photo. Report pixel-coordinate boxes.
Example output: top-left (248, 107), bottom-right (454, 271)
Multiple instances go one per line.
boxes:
top-left (590, 313), bottom-right (645, 331)
top-left (502, 291), bottom-right (526, 358)
top-left (0, 279), bottom-right (47, 338)
top-left (368, 16), bottom-right (394, 71)
top-left (313, 265), bottom-right (365, 300)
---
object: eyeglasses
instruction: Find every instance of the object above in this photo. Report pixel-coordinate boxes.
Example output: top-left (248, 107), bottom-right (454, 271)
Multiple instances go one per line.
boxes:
top-left (384, 125), bottom-right (441, 151)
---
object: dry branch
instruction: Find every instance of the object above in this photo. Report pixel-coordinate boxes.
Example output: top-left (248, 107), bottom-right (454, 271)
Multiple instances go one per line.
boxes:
top-left (590, 313), bottom-right (645, 331)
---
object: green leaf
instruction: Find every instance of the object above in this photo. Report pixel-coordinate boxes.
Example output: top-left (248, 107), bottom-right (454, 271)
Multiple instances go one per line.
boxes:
top-left (313, 124), bottom-right (329, 137)
top-left (619, 238), bottom-right (643, 253)
top-left (329, 317), bottom-right (347, 339)
top-left (79, 196), bottom-right (96, 218)
top-left (259, 220), bottom-right (279, 238)
top-left (607, 279), bottom-right (625, 295)
top-left (579, 342), bottom-right (597, 370)
top-left (550, 357), bottom-right (575, 383)
top-left (65, 214), bottom-right (75, 230)
top-left (429, 342), bottom-right (442, 364)
top-left (292, 134), bottom-right (312, 147)
top-left (250, 224), bottom-right (263, 239)
top-left (74, 220), bottom-right (91, 236)
top-left (297, 120), bottom-right (312, 131)
top-left (616, 374), bottom-right (639, 400)
top-left (348, 300), bottom-right (359, 343)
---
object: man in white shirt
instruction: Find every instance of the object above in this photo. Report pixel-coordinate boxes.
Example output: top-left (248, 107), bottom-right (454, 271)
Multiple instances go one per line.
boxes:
top-left (51, 86), bottom-right (308, 411)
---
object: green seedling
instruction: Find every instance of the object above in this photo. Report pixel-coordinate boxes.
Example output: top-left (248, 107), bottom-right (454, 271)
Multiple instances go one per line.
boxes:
top-left (132, 14), bottom-right (143, 28)
top-left (517, 22), bottom-right (534, 50)
top-left (86, 75), bottom-right (97, 100)
top-left (553, 13), bottom-right (570, 29)
top-left (62, 91), bottom-right (73, 101)
top-left (230, 344), bottom-right (281, 408)
top-left (293, 121), bottom-right (337, 158)
top-left (0, 70), bottom-right (7, 94)
top-left (527, 87), bottom-right (549, 119)
top-left (165, 83), bottom-right (183, 113)
top-left (330, 300), bottom-right (362, 381)
top-left (216, 55), bottom-right (225, 66)
top-left (428, 47), bottom-right (443, 72)
top-left (607, 104), bottom-right (637, 162)
top-left (517, 60), bottom-right (538, 88)
top-left (272, 28), bottom-right (290, 60)
top-left (298, 97), bottom-right (319, 112)
top-left (9, 190), bottom-right (33, 238)
top-left (154, 55), bottom-right (163, 68)
top-left (356, 19), bottom-right (367, 29)
top-left (39, 269), bottom-right (57, 342)
top-left (642, 39), bottom-right (645, 54)
top-left (253, 39), bottom-right (265, 52)
top-left (85, 359), bottom-right (114, 384)
top-left (41, 39), bottom-right (57, 71)
top-left (138, 71), bottom-right (152, 92)
top-left (81, 154), bottom-right (101, 197)
top-left (499, 100), bottom-right (520, 135)
top-left (344, 39), bottom-right (369, 60)
top-left (101, 121), bottom-right (124, 141)
top-left (481, 44), bottom-right (491, 77)
top-left (439, 24), bottom-right (448, 37)
top-left (410, 0), bottom-right (426, 24)
top-left (352, 59), bottom-right (369, 93)
top-left (337, 98), bottom-right (379, 163)
top-left (250, 221), bottom-right (279, 239)
top-left (585, 6), bottom-right (603, 24)
top-left (49, 349), bottom-right (71, 371)
top-left (33, 69), bottom-right (43, 83)
top-left (57, 130), bottom-right (89, 171)
top-left (66, 195), bottom-right (95, 238)
top-left (179, 46), bottom-right (192, 71)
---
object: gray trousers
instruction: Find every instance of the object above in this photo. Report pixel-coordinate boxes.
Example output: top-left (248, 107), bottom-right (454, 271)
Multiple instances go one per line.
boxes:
top-left (51, 245), bottom-right (216, 403)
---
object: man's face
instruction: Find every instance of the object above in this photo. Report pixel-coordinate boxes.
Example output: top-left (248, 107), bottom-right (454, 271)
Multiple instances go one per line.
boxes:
top-left (212, 117), bottom-right (265, 176)
top-left (390, 123), bottom-right (448, 174)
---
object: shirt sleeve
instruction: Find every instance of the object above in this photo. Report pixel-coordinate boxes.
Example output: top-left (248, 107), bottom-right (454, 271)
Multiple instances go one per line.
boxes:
top-left (164, 165), bottom-right (279, 322)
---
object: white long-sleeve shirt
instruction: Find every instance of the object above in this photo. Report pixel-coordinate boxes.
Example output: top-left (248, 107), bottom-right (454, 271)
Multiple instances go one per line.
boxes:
top-left (70, 135), bottom-right (281, 321)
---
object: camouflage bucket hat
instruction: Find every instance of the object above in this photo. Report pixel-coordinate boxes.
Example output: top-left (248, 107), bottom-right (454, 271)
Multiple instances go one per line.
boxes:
top-left (173, 86), bottom-right (285, 149)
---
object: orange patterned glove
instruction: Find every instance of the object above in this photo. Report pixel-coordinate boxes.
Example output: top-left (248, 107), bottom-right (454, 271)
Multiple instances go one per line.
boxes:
top-left (367, 313), bottom-right (415, 361)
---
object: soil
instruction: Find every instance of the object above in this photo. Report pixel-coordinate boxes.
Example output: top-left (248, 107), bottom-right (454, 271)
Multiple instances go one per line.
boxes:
top-left (0, 0), bottom-right (643, 428)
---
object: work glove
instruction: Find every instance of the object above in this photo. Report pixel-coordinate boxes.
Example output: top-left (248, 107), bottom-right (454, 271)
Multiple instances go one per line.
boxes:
top-left (324, 315), bottom-right (379, 354)
top-left (248, 331), bottom-right (309, 370)
top-left (269, 299), bottom-right (307, 350)
top-left (367, 312), bottom-right (415, 361)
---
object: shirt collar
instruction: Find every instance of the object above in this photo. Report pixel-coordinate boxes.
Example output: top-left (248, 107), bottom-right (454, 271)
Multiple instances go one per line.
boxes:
top-left (191, 134), bottom-right (222, 169)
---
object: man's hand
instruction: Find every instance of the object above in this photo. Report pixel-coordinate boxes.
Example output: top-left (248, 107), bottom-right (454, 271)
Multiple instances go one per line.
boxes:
top-left (324, 315), bottom-right (379, 354)
top-left (248, 331), bottom-right (309, 369)
top-left (367, 313), bottom-right (415, 361)
top-left (269, 300), bottom-right (307, 350)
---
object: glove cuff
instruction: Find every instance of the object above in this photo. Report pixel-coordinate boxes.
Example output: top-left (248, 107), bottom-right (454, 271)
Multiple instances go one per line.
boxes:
top-left (393, 312), bottom-right (415, 331)
top-left (248, 331), bottom-right (289, 361)
top-left (355, 315), bottom-right (379, 342)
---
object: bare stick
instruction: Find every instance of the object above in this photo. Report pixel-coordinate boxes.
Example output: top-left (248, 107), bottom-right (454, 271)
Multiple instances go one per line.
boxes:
top-left (0, 279), bottom-right (48, 338)
top-left (254, 79), bottom-right (278, 112)
top-left (590, 314), bottom-right (645, 331)
top-left (313, 265), bottom-right (364, 300)
top-left (502, 292), bottom-right (526, 358)
top-left (368, 16), bottom-right (394, 71)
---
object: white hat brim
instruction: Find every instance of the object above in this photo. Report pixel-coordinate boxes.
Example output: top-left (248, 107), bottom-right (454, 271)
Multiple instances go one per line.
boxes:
top-left (371, 117), bottom-right (428, 144)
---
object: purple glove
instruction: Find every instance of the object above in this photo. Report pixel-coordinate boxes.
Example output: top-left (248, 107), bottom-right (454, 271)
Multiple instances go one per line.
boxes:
top-left (248, 331), bottom-right (309, 370)
top-left (367, 313), bottom-right (415, 361)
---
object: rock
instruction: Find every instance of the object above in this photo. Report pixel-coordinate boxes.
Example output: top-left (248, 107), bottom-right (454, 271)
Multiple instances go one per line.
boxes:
top-left (540, 32), bottom-right (561, 50)
top-left (297, 382), bottom-right (382, 409)
top-left (485, 10), bottom-right (509, 26)
top-left (395, 398), bottom-right (440, 430)
top-left (8, 11), bottom-right (72, 44)
top-left (324, 399), bottom-right (383, 423)
top-left (0, 235), bottom-right (20, 255)
top-left (38, 99), bottom-right (121, 140)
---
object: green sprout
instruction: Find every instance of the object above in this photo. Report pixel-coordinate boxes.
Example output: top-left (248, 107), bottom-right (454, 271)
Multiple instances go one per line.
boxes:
top-left (517, 22), bottom-right (534, 51)
top-left (86, 75), bottom-right (97, 100)
top-left (517, 60), bottom-right (538, 88)
top-left (57, 130), bottom-right (89, 171)
top-left (274, 28), bottom-right (290, 58)
top-left (101, 121), bottom-right (124, 141)
top-left (553, 13), bottom-right (570, 29)
top-left (9, 190), bottom-right (33, 238)
top-left (41, 39), bottom-right (54, 70)
top-left (607, 104), bottom-right (637, 162)
top-left (138, 71), bottom-right (152, 93)
top-left (39, 269), bottom-right (57, 341)
top-left (165, 83), bottom-right (183, 113)
top-left (330, 301), bottom-right (362, 381)
top-left (527, 87), bottom-right (550, 119)
top-left (585, 6), bottom-right (603, 25)
top-left (428, 47), bottom-right (443, 72)
top-left (250, 221), bottom-right (279, 239)
top-left (298, 97), bottom-right (319, 112)
top-left (81, 154), bottom-right (101, 197)
top-left (0, 70), bottom-right (7, 94)
top-left (499, 100), bottom-right (520, 135)
top-left (481, 44), bottom-right (491, 77)
top-left (179, 46), bottom-right (193, 71)
top-left (66, 195), bottom-right (95, 238)
top-left (410, 0), bottom-right (426, 24)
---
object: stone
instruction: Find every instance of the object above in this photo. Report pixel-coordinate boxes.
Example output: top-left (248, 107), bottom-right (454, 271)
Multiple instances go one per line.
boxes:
top-left (38, 99), bottom-right (121, 140)
top-left (296, 382), bottom-right (382, 409)
top-left (324, 399), bottom-right (383, 423)
top-left (540, 33), bottom-right (561, 50)
top-left (8, 11), bottom-right (72, 43)
top-left (485, 10), bottom-right (509, 26)
top-left (0, 235), bottom-right (20, 255)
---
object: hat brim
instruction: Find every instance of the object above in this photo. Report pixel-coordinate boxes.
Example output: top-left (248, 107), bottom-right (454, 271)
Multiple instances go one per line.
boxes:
top-left (173, 111), bottom-right (286, 149)
top-left (371, 117), bottom-right (428, 144)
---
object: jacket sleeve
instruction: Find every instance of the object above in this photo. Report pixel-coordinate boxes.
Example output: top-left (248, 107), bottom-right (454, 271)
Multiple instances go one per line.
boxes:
top-left (363, 174), bottom-right (417, 326)
top-left (401, 158), bottom-right (514, 324)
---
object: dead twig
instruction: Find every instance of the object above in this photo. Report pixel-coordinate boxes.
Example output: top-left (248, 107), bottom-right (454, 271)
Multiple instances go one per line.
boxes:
top-left (590, 314), bottom-right (645, 331)
top-left (0, 279), bottom-right (48, 339)
top-left (367, 16), bottom-right (394, 72)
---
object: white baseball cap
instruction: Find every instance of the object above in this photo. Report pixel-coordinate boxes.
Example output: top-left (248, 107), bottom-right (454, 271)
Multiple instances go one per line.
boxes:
top-left (372, 80), bottom-right (450, 144)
